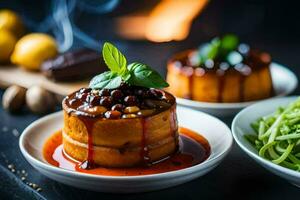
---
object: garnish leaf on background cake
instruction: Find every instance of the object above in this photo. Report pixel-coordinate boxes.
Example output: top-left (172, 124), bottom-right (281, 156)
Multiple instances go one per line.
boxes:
top-left (89, 42), bottom-right (169, 89)
top-left (195, 34), bottom-right (240, 65)
top-left (220, 34), bottom-right (239, 52)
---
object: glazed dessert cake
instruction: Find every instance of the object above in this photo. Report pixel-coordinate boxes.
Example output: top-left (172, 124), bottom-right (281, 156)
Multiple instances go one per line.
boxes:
top-left (167, 35), bottom-right (273, 103)
top-left (62, 42), bottom-right (178, 168)
top-left (63, 85), bottom-right (177, 168)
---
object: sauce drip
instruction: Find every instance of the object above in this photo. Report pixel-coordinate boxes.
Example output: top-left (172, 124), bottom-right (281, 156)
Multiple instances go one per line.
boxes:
top-left (169, 107), bottom-right (177, 137)
top-left (43, 127), bottom-right (210, 176)
top-left (77, 116), bottom-right (98, 169)
top-left (141, 118), bottom-right (150, 165)
top-left (239, 75), bottom-right (245, 102)
top-left (217, 74), bottom-right (225, 102)
top-left (170, 107), bottom-right (179, 148)
top-left (187, 73), bottom-right (194, 100)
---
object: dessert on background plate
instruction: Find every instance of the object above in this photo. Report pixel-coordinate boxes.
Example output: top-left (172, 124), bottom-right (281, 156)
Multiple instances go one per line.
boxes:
top-left (42, 42), bottom-right (211, 175)
top-left (167, 34), bottom-right (273, 103)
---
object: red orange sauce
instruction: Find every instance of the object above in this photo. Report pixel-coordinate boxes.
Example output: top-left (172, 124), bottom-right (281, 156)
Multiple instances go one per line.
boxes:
top-left (43, 127), bottom-right (210, 176)
top-left (140, 117), bottom-right (150, 164)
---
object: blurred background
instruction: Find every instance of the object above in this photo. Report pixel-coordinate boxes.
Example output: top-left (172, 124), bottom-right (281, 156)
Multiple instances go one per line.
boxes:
top-left (1, 0), bottom-right (299, 75)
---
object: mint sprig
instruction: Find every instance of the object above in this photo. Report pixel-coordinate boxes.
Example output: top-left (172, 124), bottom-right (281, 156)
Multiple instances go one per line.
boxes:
top-left (197, 34), bottom-right (240, 65)
top-left (126, 62), bottom-right (169, 88)
top-left (89, 42), bottom-right (169, 89)
top-left (89, 71), bottom-right (122, 89)
top-left (102, 42), bottom-right (127, 74)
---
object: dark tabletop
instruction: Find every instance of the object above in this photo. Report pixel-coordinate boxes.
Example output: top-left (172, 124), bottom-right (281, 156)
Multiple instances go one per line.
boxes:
top-left (1, 0), bottom-right (300, 199)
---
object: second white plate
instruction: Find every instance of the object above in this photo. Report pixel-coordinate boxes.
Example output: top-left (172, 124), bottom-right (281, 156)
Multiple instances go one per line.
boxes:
top-left (176, 63), bottom-right (298, 117)
top-left (232, 96), bottom-right (300, 187)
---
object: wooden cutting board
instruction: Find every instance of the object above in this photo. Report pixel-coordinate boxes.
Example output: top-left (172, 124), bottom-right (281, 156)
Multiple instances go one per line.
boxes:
top-left (0, 65), bottom-right (88, 96)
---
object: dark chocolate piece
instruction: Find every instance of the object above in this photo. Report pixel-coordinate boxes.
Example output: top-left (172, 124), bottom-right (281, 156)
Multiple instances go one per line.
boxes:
top-left (42, 49), bottom-right (105, 82)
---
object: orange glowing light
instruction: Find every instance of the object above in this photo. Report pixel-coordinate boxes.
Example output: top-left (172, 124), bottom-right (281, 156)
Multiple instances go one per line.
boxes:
top-left (146, 0), bottom-right (208, 42)
top-left (116, 0), bottom-right (208, 42)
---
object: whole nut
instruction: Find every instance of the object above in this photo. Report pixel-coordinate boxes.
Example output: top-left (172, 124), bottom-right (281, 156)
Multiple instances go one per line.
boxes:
top-left (137, 109), bottom-right (155, 117)
top-left (26, 85), bottom-right (56, 114)
top-left (91, 89), bottom-right (99, 95)
top-left (124, 106), bottom-right (140, 114)
top-left (2, 85), bottom-right (26, 113)
top-left (124, 96), bottom-right (138, 106)
top-left (79, 105), bottom-right (107, 116)
top-left (122, 114), bottom-right (137, 119)
top-left (105, 110), bottom-right (121, 119)
top-left (111, 104), bottom-right (124, 112)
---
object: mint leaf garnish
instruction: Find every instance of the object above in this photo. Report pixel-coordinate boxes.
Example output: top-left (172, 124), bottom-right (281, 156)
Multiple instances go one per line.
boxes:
top-left (198, 38), bottom-right (220, 64)
top-left (197, 34), bottom-right (240, 65)
top-left (89, 42), bottom-right (169, 89)
top-left (221, 34), bottom-right (239, 52)
top-left (102, 42), bottom-right (127, 74)
top-left (89, 71), bottom-right (122, 89)
top-left (127, 62), bottom-right (169, 89)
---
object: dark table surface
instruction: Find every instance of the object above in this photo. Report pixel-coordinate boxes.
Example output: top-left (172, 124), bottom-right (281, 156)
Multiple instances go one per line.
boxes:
top-left (1, 40), bottom-right (300, 200)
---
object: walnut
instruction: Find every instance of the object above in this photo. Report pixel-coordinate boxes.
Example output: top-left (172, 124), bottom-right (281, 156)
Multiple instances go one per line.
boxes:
top-left (26, 85), bottom-right (56, 114)
top-left (2, 85), bottom-right (26, 113)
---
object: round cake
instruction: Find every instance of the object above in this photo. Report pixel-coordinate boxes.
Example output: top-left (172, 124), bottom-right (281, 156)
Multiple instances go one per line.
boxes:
top-left (166, 36), bottom-right (273, 103)
top-left (62, 84), bottom-right (178, 168)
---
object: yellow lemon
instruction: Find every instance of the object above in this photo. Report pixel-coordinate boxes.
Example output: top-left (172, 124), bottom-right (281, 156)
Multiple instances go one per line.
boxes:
top-left (11, 33), bottom-right (58, 71)
top-left (0, 9), bottom-right (24, 38)
top-left (0, 29), bottom-right (17, 63)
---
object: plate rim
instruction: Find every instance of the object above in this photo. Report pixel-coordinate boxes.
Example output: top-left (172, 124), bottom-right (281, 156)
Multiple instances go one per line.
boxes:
top-left (231, 96), bottom-right (300, 178)
top-left (176, 62), bottom-right (298, 109)
top-left (19, 107), bottom-right (233, 181)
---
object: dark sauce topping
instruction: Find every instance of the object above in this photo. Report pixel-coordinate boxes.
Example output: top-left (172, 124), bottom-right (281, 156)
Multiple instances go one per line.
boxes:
top-left (63, 83), bottom-right (175, 118)
top-left (171, 44), bottom-right (271, 76)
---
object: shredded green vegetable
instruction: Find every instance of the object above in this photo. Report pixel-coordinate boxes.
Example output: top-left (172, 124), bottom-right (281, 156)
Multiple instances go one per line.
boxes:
top-left (245, 97), bottom-right (300, 171)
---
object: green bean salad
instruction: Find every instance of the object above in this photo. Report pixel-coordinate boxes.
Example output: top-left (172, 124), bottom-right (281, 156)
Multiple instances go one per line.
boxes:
top-left (246, 98), bottom-right (300, 171)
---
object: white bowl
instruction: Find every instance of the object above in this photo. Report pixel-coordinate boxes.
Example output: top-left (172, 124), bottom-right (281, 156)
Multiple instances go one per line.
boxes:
top-left (177, 63), bottom-right (298, 117)
top-left (232, 96), bottom-right (300, 187)
top-left (19, 106), bottom-right (232, 193)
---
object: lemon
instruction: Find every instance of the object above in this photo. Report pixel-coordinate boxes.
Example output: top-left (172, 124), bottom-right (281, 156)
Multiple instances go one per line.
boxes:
top-left (0, 29), bottom-right (17, 63)
top-left (0, 9), bottom-right (24, 38)
top-left (11, 33), bottom-right (58, 71)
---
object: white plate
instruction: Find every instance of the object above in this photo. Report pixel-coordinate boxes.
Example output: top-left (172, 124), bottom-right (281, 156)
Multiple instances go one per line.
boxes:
top-left (19, 106), bottom-right (232, 193)
top-left (177, 63), bottom-right (298, 117)
top-left (232, 96), bottom-right (300, 187)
